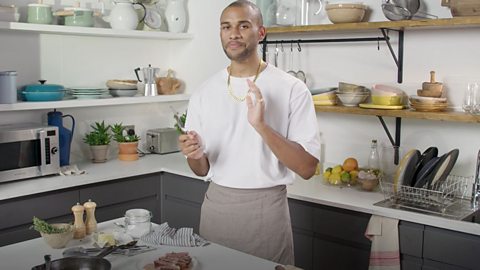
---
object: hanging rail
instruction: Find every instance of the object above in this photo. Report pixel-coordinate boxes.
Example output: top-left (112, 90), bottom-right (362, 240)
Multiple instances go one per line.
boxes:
top-left (261, 28), bottom-right (406, 163)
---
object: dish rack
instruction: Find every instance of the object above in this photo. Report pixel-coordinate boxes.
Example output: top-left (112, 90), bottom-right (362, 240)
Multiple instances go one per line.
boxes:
top-left (379, 175), bottom-right (474, 216)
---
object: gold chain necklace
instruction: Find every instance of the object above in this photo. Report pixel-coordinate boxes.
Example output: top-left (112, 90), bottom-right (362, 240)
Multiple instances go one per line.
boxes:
top-left (227, 60), bottom-right (263, 102)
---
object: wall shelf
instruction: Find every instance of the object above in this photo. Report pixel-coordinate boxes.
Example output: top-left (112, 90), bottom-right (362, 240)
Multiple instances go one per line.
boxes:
top-left (266, 17), bottom-right (480, 34)
top-left (314, 105), bottom-right (480, 123)
top-left (0, 94), bottom-right (190, 112)
top-left (0, 22), bottom-right (194, 40)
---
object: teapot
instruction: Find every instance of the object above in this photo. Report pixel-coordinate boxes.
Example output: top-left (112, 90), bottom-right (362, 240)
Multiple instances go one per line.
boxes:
top-left (103, 0), bottom-right (146, 30)
top-left (135, 65), bottom-right (160, 96)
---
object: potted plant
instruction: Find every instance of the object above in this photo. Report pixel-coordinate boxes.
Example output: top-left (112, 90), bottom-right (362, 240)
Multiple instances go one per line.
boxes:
top-left (112, 123), bottom-right (140, 161)
top-left (83, 121), bottom-right (112, 163)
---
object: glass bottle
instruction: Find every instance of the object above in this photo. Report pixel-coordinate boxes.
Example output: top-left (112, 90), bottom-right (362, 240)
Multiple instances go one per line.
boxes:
top-left (368, 139), bottom-right (380, 172)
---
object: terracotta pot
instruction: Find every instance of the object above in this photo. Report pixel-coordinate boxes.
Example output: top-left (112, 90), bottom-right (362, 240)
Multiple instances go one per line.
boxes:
top-left (118, 142), bottom-right (139, 161)
top-left (90, 145), bottom-right (109, 163)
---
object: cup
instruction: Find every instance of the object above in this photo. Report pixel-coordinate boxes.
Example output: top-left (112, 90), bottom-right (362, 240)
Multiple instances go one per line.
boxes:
top-left (27, 4), bottom-right (53, 24)
top-left (380, 145), bottom-right (403, 183)
top-left (124, 209), bottom-right (152, 239)
top-left (0, 71), bottom-right (17, 104)
top-left (468, 83), bottom-right (480, 115)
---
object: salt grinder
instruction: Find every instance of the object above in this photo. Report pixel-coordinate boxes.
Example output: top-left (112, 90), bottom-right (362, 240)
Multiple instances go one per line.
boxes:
top-left (83, 199), bottom-right (97, 235)
top-left (71, 203), bottom-right (86, 239)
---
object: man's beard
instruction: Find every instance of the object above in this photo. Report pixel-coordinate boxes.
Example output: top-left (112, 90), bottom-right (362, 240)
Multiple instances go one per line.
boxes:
top-left (223, 44), bottom-right (254, 62)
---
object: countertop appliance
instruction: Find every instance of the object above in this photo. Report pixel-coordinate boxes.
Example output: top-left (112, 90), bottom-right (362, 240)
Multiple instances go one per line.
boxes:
top-left (0, 123), bottom-right (60, 183)
top-left (146, 128), bottom-right (179, 154)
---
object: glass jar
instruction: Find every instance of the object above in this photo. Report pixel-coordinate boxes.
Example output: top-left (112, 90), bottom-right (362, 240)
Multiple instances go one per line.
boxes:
top-left (124, 209), bottom-right (152, 239)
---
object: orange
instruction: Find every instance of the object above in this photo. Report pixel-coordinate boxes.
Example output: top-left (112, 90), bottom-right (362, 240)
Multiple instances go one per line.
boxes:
top-left (342, 157), bottom-right (358, 172)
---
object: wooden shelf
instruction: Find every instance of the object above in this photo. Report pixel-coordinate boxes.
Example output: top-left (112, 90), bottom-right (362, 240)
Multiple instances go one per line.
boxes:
top-left (267, 17), bottom-right (480, 34)
top-left (0, 94), bottom-right (190, 112)
top-left (315, 105), bottom-right (480, 123)
top-left (0, 22), bottom-right (193, 40)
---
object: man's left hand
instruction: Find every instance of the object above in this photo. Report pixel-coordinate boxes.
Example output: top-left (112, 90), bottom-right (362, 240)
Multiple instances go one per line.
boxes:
top-left (246, 79), bottom-right (265, 130)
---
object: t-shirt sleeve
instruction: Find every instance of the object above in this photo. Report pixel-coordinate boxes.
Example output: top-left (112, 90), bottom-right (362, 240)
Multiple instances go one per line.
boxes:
top-left (287, 83), bottom-right (321, 160)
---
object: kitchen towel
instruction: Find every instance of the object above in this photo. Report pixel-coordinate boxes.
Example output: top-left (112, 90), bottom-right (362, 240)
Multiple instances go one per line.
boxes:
top-left (365, 215), bottom-right (400, 270)
top-left (140, 222), bottom-right (208, 247)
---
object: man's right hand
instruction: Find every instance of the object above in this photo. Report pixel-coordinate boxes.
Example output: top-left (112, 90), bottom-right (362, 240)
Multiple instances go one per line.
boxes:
top-left (178, 130), bottom-right (205, 160)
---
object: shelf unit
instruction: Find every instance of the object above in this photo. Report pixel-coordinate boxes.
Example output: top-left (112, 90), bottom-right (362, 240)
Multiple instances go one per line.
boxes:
top-left (0, 94), bottom-right (190, 112)
top-left (0, 21), bottom-right (194, 40)
top-left (265, 17), bottom-right (480, 163)
top-left (263, 17), bottom-right (480, 83)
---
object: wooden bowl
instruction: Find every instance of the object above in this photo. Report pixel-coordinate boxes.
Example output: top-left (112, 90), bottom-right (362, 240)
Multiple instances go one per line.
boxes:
top-left (417, 89), bottom-right (443, 98)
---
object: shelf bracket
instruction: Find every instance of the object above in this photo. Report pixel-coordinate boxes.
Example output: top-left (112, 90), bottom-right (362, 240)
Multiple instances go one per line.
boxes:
top-left (380, 28), bottom-right (404, 83)
top-left (377, 116), bottom-right (401, 165)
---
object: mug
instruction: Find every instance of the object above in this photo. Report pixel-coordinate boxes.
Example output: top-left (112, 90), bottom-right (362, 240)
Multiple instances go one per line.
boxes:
top-left (124, 209), bottom-right (152, 239)
top-left (27, 4), bottom-right (53, 24)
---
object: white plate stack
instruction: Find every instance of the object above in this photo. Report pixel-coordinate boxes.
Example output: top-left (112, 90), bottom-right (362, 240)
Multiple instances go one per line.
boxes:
top-left (69, 88), bottom-right (110, 99)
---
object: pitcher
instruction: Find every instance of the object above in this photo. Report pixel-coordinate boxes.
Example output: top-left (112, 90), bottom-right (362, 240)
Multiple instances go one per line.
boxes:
top-left (135, 64), bottom-right (160, 96)
top-left (47, 109), bottom-right (75, 167)
top-left (103, 0), bottom-right (146, 30)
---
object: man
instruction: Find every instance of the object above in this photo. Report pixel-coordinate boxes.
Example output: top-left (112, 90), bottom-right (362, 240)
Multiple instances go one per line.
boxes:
top-left (178, 0), bottom-right (320, 265)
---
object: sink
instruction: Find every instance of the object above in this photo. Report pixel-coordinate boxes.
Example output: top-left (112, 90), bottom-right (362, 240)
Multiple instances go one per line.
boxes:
top-left (462, 208), bottom-right (480, 224)
top-left (375, 198), bottom-right (477, 221)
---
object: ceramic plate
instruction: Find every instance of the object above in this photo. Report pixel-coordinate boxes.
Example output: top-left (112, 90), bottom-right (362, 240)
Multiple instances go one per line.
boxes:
top-left (136, 254), bottom-right (198, 270)
top-left (393, 149), bottom-right (420, 192)
top-left (428, 149), bottom-right (459, 188)
top-left (412, 147), bottom-right (438, 183)
top-left (412, 157), bottom-right (441, 188)
top-left (359, 103), bottom-right (405, 110)
top-left (310, 87), bottom-right (337, 95)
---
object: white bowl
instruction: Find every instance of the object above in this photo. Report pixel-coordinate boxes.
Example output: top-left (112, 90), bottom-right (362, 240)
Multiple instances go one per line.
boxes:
top-left (326, 3), bottom-right (367, 24)
top-left (109, 89), bottom-right (138, 97)
top-left (336, 93), bottom-right (369, 106)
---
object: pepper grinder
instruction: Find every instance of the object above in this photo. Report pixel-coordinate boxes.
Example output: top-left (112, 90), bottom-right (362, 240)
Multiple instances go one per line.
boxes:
top-left (71, 203), bottom-right (86, 239)
top-left (83, 199), bottom-right (97, 235)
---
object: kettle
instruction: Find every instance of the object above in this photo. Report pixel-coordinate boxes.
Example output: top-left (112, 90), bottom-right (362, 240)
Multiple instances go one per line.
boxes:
top-left (47, 109), bottom-right (75, 167)
top-left (103, 0), bottom-right (146, 30)
top-left (135, 65), bottom-right (160, 96)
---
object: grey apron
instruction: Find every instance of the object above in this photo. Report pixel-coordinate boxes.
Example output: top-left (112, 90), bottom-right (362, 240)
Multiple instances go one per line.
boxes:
top-left (199, 182), bottom-right (294, 265)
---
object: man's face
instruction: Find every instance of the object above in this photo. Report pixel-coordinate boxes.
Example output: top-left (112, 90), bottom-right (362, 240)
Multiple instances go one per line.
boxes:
top-left (220, 6), bottom-right (265, 62)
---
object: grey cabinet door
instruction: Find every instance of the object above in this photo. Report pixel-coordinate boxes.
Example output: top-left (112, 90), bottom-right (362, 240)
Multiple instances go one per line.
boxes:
top-left (422, 259), bottom-right (470, 270)
top-left (423, 226), bottom-right (480, 270)
top-left (313, 236), bottom-right (371, 270)
top-left (79, 173), bottom-right (161, 224)
top-left (399, 221), bottom-right (424, 258)
top-left (0, 189), bottom-right (78, 247)
top-left (289, 199), bottom-right (314, 270)
top-left (160, 173), bottom-right (209, 233)
top-left (402, 255), bottom-right (423, 270)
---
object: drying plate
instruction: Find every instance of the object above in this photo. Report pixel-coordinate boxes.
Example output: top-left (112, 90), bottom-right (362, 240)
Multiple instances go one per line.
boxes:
top-left (412, 146), bottom-right (438, 182)
top-left (428, 149), bottom-right (459, 188)
top-left (393, 149), bottom-right (420, 192)
top-left (413, 156), bottom-right (441, 188)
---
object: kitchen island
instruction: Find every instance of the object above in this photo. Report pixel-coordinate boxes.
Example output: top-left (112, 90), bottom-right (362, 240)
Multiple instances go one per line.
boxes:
top-left (0, 218), bottom-right (279, 270)
top-left (1, 152), bottom-right (478, 236)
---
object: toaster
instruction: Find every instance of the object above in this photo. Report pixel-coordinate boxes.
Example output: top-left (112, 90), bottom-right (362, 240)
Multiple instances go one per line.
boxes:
top-left (146, 128), bottom-right (180, 154)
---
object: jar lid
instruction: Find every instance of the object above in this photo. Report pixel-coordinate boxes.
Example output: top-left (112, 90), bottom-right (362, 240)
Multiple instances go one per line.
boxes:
top-left (0, 71), bottom-right (17, 76)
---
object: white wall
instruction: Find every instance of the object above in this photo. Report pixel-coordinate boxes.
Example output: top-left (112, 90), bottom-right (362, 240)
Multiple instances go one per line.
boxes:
top-left (1, 0), bottom-right (479, 178)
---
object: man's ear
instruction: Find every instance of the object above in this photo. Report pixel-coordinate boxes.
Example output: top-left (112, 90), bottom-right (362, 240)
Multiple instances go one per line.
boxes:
top-left (258, 26), bottom-right (266, 41)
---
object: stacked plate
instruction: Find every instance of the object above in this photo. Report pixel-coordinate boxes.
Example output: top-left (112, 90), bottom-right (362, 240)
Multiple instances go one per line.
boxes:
top-left (409, 95), bottom-right (448, 112)
top-left (69, 88), bottom-right (110, 99)
top-left (312, 88), bottom-right (337, 106)
top-left (106, 80), bottom-right (139, 97)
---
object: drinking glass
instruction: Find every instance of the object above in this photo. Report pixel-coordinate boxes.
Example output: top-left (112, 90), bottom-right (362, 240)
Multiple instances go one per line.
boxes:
top-left (463, 84), bottom-right (473, 113)
top-left (469, 83), bottom-right (480, 114)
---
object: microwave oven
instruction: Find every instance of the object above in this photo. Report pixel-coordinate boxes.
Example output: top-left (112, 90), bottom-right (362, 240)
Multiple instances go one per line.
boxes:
top-left (0, 123), bottom-right (60, 183)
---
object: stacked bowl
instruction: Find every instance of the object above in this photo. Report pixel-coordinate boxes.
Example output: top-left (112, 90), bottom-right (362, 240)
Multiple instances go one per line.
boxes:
top-left (371, 84), bottom-right (405, 106)
top-left (336, 82), bottom-right (369, 107)
top-left (409, 96), bottom-right (448, 112)
top-left (312, 87), bottom-right (337, 106)
top-left (106, 80), bottom-right (139, 97)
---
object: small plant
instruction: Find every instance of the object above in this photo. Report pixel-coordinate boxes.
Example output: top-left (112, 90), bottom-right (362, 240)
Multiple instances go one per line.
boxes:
top-left (83, 121), bottom-right (112, 146)
top-left (112, 123), bottom-right (140, 143)
top-left (31, 216), bottom-right (68, 234)
top-left (174, 112), bottom-right (187, 134)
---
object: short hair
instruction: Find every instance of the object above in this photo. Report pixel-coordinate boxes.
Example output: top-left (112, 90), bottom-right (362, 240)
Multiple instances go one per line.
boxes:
top-left (223, 0), bottom-right (263, 26)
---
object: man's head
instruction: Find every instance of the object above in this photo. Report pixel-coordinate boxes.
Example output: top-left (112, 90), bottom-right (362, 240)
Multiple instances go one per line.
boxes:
top-left (220, 0), bottom-right (266, 62)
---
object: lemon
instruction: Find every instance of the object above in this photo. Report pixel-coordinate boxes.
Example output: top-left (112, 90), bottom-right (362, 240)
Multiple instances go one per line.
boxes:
top-left (325, 167), bottom-right (332, 173)
top-left (323, 171), bottom-right (331, 181)
top-left (350, 170), bottom-right (359, 180)
top-left (329, 173), bottom-right (341, 185)
top-left (332, 165), bottom-right (342, 174)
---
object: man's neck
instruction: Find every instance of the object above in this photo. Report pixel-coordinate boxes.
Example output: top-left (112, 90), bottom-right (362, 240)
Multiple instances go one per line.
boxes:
top-left (229, 56), bottom-right (262, 77)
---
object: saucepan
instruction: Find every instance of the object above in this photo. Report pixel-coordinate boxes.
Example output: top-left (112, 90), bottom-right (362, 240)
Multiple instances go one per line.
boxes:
top-left (31, 241), bottom-right (137, 270)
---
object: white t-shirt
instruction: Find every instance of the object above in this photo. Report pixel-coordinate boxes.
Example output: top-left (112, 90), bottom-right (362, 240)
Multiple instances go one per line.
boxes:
top-left (185, 64), bottom-right (320, 189)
